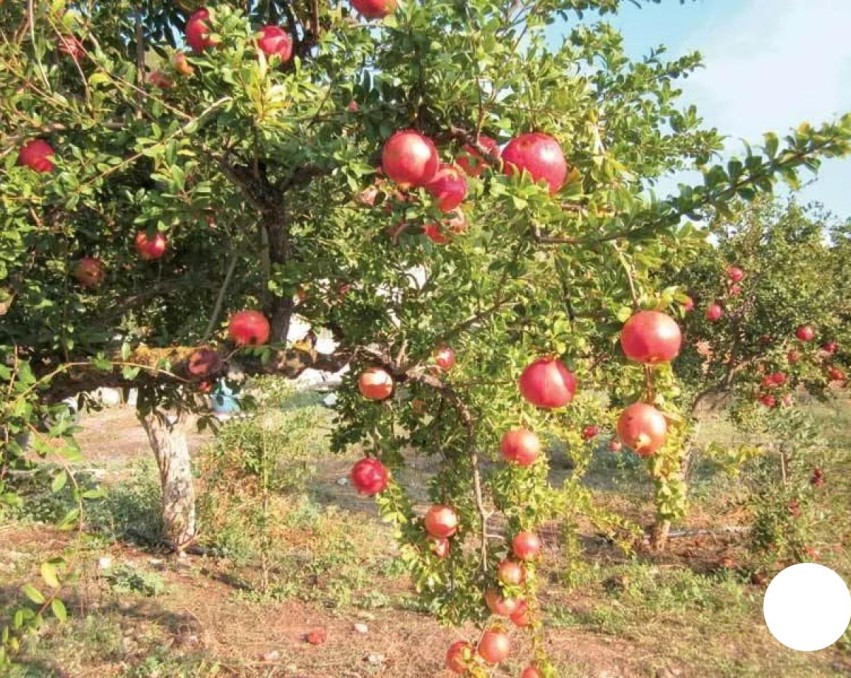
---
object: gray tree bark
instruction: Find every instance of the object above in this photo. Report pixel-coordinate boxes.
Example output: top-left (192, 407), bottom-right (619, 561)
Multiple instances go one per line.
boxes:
top-left (137, 409), bottom-right (196, 551)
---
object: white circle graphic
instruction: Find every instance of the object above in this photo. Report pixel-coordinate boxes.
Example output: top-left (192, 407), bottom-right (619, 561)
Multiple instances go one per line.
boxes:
top-left (763, 563), bottom-right (851, 651)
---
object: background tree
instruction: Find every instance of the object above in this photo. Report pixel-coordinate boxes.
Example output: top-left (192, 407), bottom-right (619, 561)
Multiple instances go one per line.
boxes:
top-left (2, 0), bottom-right (851, 673)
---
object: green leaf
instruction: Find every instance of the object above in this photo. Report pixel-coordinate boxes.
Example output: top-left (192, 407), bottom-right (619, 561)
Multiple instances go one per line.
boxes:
top-left (41, 562), bottom-right (60, 589)
top-left (51, 471), bottom-right (68, 494)
top-left (51, 598), bottom-right (68, 622)
top-left (22, 583), bottom-right (45, 605)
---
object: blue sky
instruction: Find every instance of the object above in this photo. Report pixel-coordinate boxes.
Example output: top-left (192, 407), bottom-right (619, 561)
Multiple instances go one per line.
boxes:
top-left (551, 0), bottom-right (851, 218)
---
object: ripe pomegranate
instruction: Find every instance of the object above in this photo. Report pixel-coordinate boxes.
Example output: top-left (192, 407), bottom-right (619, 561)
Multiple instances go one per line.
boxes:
top-left (512, 531), bottom-right (542, 561)
top-left (822, 340), bottom-right (838, 354)
top-left (795, 325), bottom-right (815, 342)
top-left (620, 310), bottom-right (682, 365)
top-left (500, 428), bottom-right (541, 467)
top-left (457, 135), bottom-right (500, 176)
top-left (810, 467), bottom-right (825, 488)
top-left (510, 600), bottom-right (531, 628)
top-left (770, 372), bottom-right (787, 386)
top-left (502, 132), bottom-right (567, 195)
top-left (426, 163), bottom-right (468, 211)
top-left (423, 208), bottom-right (467, 244)
top-left (616, 403), bottom-right (667, 456)
top-left (257, 26), bottom-right (293, 62)
top-left (357, 367), bottom-right (394, 400)
top-left (445, 640), bottom-right (473, 674)
top-left (758, 394), bottom-right (776, 408)
top-left (787, 350), bottom-right (801, 364)
top-left (518, 357), bottom-right (577, 409)
top-left (351, 0), bottom-right (397, 19)
top-left (18, 139), bottom-right (55, 173)
top-left (430, 537), bottom-right (450, 558)
top-left (705, 303), bottom-right (723, 322)
top-left (72, 257), bottom-right (105, 288)
top-left (434, 345), bottom-right (456, 371)
top-left (227, 310), bottom-right (270, 345)
top-left (729, 283), bottom-right (742, 297)
top-left (134, 230), bottom-right (168, 260)
top-left (727, 265), bottom-right (745, 282)
top-left (827, 366), bottom-right (846, 382)
top-left (381, 130), bottom-right (439, 188)
top-left (609, 439), bottom-right (622, 452)
top-left (186, 8), bottom-right (219, 53)
top-left (350, 457), bottom-right (389, 495)
top-left (485, 589), bottom-right (520, 616)
top-left (497, 559), bottom-right (525, 586)
top-left (787, 499), bottom-right (801, 518)
top-left (147, 70), bottom-right (173, 88)
top-left (478, 628), bottom-right (510, 664)
top-left (424, 504), bottom-right (458, 539)
top-left (187, 347), bottom-right (221, 377)
top-left (521, 666), bottom-right (542, 678)
top-left (582, 425), bottom-right (599, 441)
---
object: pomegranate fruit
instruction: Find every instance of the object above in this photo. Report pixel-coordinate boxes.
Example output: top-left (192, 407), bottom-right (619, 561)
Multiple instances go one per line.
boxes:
top-left (497, 559), bottom-right (525, 585)
top-left (620, 310), bottom-right (682, 364)
top-left (796, 325), bottom-right (815, 342)
top-left (512, 531), bottom-right (542, 561)
top-left (227, 310), bottom-right (270, 345)
top-left (478, 628), bottom-right (510, 664)
top-left (485, 589), bottom-right (520, 616)
top-left (351, 0), bottom-right (397, 20)
top-left (187, 347), bottom-right (221, 377)
top-left (257, 25), bottom-right (293, 62)
top-left (500, 428), bottom-right (541, 467)
top-left (350, 457), bottom-right (389, 495)
top-left (502, 132), bottom-right (567, 195)
top-left (727, 265), bottom-right (744, 282)
top-left (72, 257), bottom-right (105, 288)
top-left (616, 403), bottom-right (667, 456)
top-left (381, 130), bottom-right (439, 188)
top-left (518, 357), bottom-right (577, 409)
top-left (134, 230), bottom-right (168, 260)
top-left (445, 640), bottom-right (473, 674)
top-left (457, 135), bottom-right (500, 176)
top-left (705, 303), bottom-right (723, 322)
top-left (186, 8), bottom-right (218, 53)
top-left (434, 345), bottom-right (456, 371)
top-left (18, 139), bottom-right (55, 173)
top-left (424, 504), bottom-right (458, 539)
top-left (426, 163), bottom-right (468, 211)
top-left (357, 367), bottom-right (394, 400)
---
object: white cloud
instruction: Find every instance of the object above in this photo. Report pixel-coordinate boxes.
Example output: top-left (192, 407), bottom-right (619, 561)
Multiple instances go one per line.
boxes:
top-left (680, 0), bottom-right (851, 146)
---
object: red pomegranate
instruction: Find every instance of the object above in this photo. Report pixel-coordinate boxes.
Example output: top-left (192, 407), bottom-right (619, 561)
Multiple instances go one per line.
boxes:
top-left (227, 310), bottom-right (271, 345)
top-left (500, 428), bottom-right (541, 467)
top-left (616, 403), bottom-right (667, 456)
top-left (477, 628), bottom-right (510, 664)
top-left (510, 600), bottom-right (532, 627)
top-left (512, 531), bottom-right (542, 561)
top-left (795, 325), bottom-right (815, 342)
top-left (518, 357), bottom-right (577, 409)
top-left (502, 132), bottom-right (567, 195)
top-left (457, 135), bottom-right (500, 176)
top-left (350, 457), bottom-right (389, 495)
top-left (351, 0), bottom-right (397, 20)
top-left (426, 163), bottom-right (468, 211)
top-left (620, 310), bottom-right (682, 364)
top-left (187, 347), bottom-right (222, 377)
top-left (434, 345), bottom-right (456, 371)
top-left (381, 130), bottom-right (439, 188)
top-left (72, 257), bottom-right (105, 288)
top-left (485, 589), bottom-right (520, 616)
top-left (357, 367), bottom-right (394, 401)
top-left (423, 504), bottom-right (459, 539)
top-left (18, 139), bottom-right (55, 173)
top-left (727, 266), bottom-right (745, 282)
top-left (186, 8), bottom-right (219, 53)
top-left (430, 537), bottom-right (450, 558)
top-left (445, 640), bottom-right (473, 674)
top-left (423, 208), bottom-right (467, 244)
top-left (705, 303), bottom-right (723, 322)
top-left (134, 230), bottom-right (168, 260)
top-left (257, 26), bottom-right (293, 62)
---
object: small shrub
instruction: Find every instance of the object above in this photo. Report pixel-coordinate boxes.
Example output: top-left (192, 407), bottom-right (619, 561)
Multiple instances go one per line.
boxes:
top-left (102, 564), bottom-right (165, 597)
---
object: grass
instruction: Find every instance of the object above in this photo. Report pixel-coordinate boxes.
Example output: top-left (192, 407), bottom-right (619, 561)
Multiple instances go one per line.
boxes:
top-left (2, 392), bottom-right (850, 677)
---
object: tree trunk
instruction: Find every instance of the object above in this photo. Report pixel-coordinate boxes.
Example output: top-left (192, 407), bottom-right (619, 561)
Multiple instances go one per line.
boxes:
top-left (137, 409), bottom-right (196, 552)
top-left (650, 519), bottom-right (671, 551)
top-left (262, 208), bottom-right (294, 345)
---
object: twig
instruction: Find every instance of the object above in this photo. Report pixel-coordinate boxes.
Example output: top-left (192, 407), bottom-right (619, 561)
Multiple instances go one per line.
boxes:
top-left (202, 252), bottom-right (239, 341)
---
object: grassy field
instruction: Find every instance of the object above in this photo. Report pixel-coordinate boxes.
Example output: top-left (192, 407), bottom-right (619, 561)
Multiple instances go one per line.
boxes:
top-left (1, 392), bottom-right (850, 677)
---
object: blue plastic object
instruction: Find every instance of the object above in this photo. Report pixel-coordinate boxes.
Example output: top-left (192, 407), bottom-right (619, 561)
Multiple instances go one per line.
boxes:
top-left (210, 379), bottom-right (241, 415)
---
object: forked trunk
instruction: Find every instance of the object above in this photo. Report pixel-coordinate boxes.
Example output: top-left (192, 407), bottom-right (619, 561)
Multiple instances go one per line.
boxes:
top-left (137, 409), bottom-right (196, 551)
